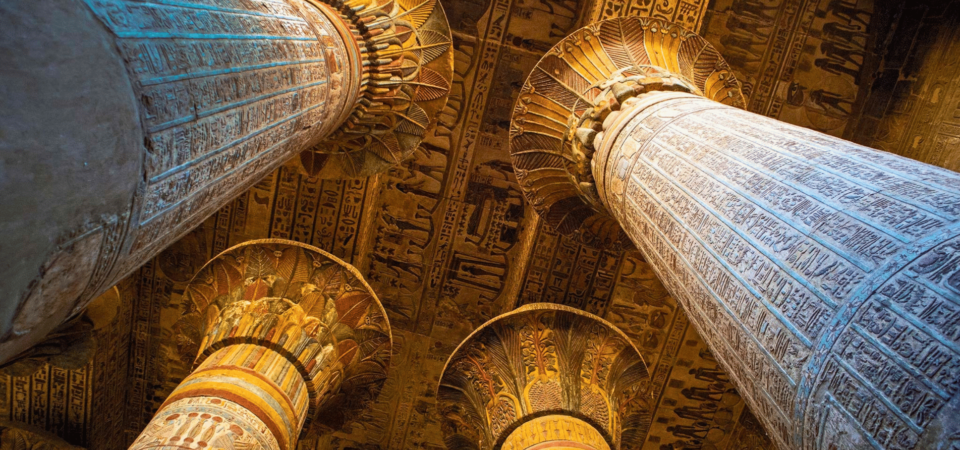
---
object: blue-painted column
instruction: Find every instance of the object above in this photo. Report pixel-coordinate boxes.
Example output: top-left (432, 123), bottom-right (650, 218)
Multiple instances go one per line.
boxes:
top-left (1, 0), bottom-right (451, 366)
top-left (593, 90), bottom-right (960, 449)
top-left (0, 0), bottom-right (363, 364)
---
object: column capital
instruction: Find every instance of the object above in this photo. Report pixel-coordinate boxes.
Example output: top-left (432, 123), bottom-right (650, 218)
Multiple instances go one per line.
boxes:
top-left (509, 17), bottom-right (743, 250)
top-left (180, 239), bottom-right (392, 435)
top-left (437, 303), bottom-right (651, 450)
top-left (299, 0), bottom-right (455, 178)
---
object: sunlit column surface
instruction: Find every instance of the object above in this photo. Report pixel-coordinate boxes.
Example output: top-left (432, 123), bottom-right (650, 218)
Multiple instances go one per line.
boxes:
top-left (128, 240), bottom-right (391, 450)
top-left (510, 17), bottom-right (960, 450)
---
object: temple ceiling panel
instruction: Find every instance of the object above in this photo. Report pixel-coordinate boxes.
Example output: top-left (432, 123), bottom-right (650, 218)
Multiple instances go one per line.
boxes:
top-left (697, 0), bottom-right (876, 139)
top-left (4, 0), bottom-right (957, 449)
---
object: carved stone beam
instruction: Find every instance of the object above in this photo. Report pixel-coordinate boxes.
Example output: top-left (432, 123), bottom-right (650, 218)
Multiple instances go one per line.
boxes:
top-left (0, 420), bottom-right (84, 450)
top-left (0, 287), bottom-right (120, 378)
top-left (128, 240), bottom-right (391, 450)
top-left (0, 0), bottom-right (449, 366)
top-left (511, 17), bottom-right (960, 449)
top-left (437, 303), bottom-right (651, 450)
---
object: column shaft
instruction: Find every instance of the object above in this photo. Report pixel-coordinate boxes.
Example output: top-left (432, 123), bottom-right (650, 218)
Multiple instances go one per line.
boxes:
top-left (0, 0), bottom-right (361, 362)
top-left (131, 344), bottom-right (308, 450)
top-left (594, 91), bottom-right (960, 449)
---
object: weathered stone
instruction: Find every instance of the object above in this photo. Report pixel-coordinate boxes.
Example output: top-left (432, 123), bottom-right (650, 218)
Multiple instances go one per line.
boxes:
top-left (511, 18), bottom-right (960, 450)
top-left (0, 0), bottom-right (450, 366)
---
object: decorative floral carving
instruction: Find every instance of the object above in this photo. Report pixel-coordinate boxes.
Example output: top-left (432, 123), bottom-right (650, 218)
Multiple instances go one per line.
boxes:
top-left (437, 303), bottom-right (651, 450)
top-left (299, 0), bottom-right (454, 178)
top-left (509, 17), bottom-right (744, 250)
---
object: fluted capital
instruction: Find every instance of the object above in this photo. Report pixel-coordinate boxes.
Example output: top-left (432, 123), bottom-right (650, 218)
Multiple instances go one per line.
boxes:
top-left (437, 303), bottom-right (650, 450)
top-left (181, 239), bottom-right (392, 434)
top-left (509, 17), bottom-right (744, 250)
top-left (299, 0), bottom-right (454, 178)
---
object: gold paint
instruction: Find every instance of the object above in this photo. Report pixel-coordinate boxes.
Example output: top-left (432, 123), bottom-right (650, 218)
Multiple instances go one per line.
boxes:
top-left (129, 240), bottom-right (392, 450)
top-left (299, 0), bottom-right (455, 178)
top-left (12, 2), bottom-right (934, 450)
top-left (510, 17), bottom-right (744, 251)
top-left (438, 303), bottom-right (650, 450)
top-left (501, 415), bottom-right (610, 450)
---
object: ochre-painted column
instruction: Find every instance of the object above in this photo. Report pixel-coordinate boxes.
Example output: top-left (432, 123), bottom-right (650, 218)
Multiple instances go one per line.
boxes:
top-left (500, 415), bottom-right (611, 450)
top-left (437, 304), bottom-right (651, 450)
top-left (510, 17), bottom-right (960, 450)
top-left (128, 240), bottom-right (392, 450)
top-left (0, 0), bottom-right (450, 364)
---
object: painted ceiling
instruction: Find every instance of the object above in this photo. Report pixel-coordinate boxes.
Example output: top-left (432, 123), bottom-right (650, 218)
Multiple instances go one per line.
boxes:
top-left (3, 0), bottom-right (959, 449)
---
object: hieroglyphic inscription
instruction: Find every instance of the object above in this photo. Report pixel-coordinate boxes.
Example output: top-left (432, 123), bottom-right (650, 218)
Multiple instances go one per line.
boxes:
top-left (313, 180), bottom-right (347, 250)
top-left (270, 165), bottom-right (300, 239)
top-left (212, 202), bottom-right (233, 255)
top-left (586, 0), bottom-right (710, 33)
top-left (124, 259), bottom-right (165, 442)
top-left (426, 0), bottom-right (514, 326)
top-left (808, 234), bottom-right (960, 450)
top-left (644, 309), bottom-right (689, 404)
top-left (518, 225), bottom-right (624, 314)
top-left (596, 92), bottom-right (960, 449)
top-left (333, 179), bottom-right (368, 258)
top-left (0, 366), bottom-right (90, 445)
top-left (292, 174), bottom-right (321, 243)
top-left (83, 0), bottom-right (354, 266)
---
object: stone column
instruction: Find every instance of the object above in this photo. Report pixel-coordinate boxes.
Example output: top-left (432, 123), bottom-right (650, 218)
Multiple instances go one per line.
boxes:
top-left (511, 17), bottom-right (960, 450)
top-left (500, 415), bottom-right (611, 450)
top-left (437, 304), bottom-right (652, 450)
top-left (0, 0), bottom-right (451, 364)
top-left (128, 240), bottom-right (392, 450)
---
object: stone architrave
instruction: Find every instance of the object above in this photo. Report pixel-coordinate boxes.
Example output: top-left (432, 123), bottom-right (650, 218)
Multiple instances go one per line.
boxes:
top-left (437, 303), bottom-right (651, 450)
top-left (0, 287), bottom-right (120, 378)
top-left (0, 420), bottom-right (84, 450)
top-left (128, 240), bottom-right (392, 450)
top-left (0, 0), bottom-right (451, 365)
top-left (510, 17), bottom-right (960, 450)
